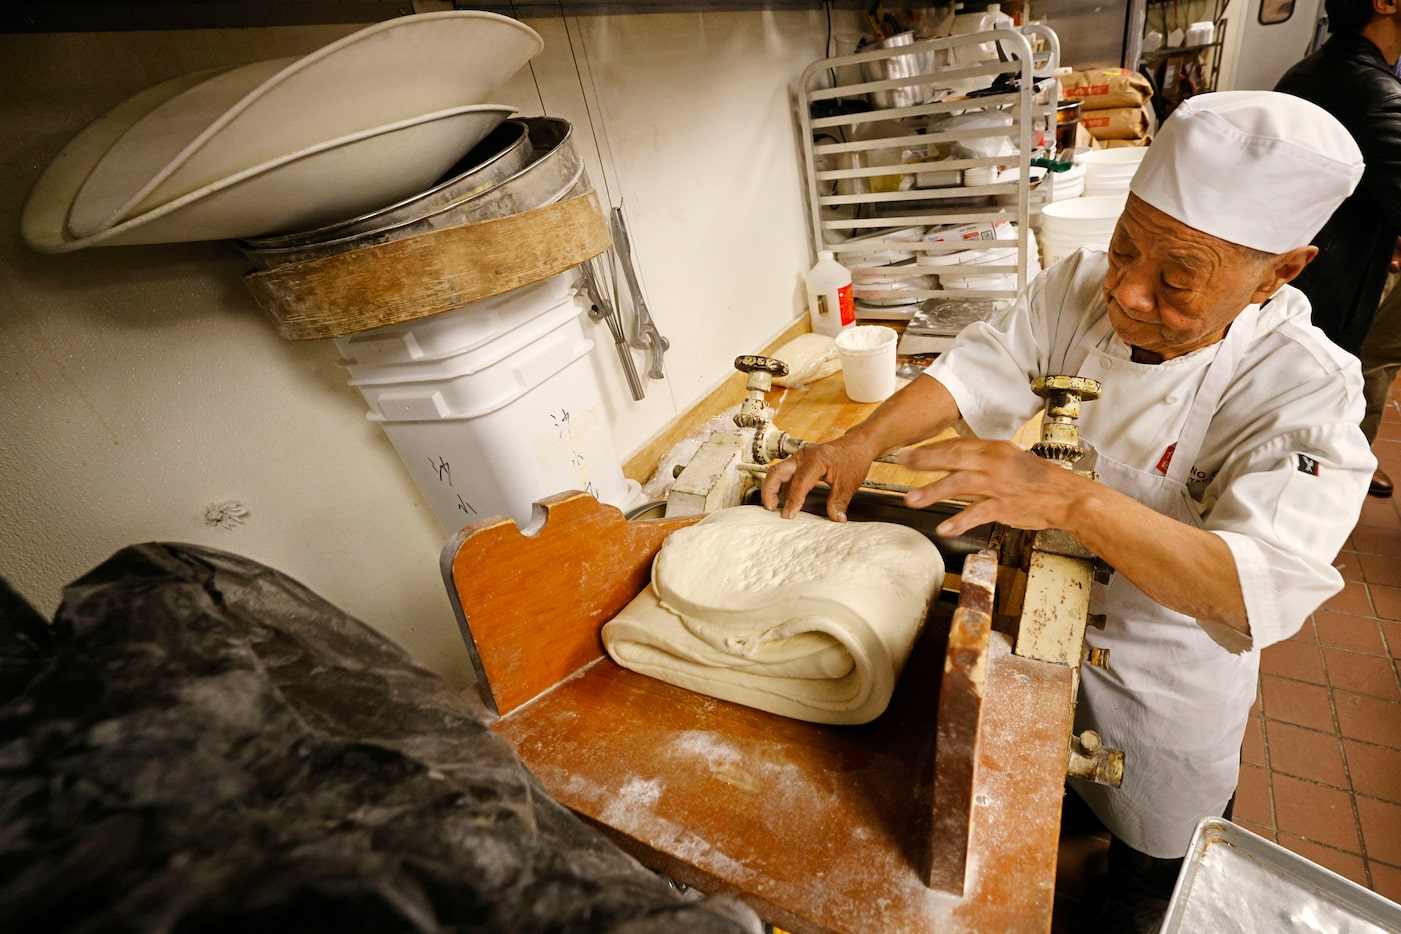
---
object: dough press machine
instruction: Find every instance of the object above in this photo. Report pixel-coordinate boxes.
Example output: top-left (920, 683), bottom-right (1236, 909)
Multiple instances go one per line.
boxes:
top-left (441, 355), bottom-right (1124, 933)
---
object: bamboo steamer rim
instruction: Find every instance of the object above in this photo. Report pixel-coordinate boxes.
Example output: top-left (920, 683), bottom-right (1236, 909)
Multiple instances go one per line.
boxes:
top-left (243, 189), bottom-right (609, 341)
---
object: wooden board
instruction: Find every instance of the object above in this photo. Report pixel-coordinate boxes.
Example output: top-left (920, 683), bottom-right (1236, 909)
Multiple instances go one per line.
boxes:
top-left (443, 492), bottom-right (699, 716)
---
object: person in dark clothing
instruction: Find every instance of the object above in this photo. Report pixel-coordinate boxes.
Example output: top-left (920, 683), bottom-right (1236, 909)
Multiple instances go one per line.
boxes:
top-left (1277, 0), bottom-right (1401, 497)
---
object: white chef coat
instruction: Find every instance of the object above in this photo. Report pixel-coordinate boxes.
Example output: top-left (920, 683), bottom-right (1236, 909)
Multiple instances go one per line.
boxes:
top-left (923, 247), bottom-right (1375, 857)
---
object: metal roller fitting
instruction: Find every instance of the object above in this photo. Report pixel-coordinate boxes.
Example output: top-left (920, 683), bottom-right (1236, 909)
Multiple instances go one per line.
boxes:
top-left (1030, 373), bottom-right (1103, 468)
top-left (1031, 375), bottom-right (1102, 401)
top-left (1081, 644), bottom-right (1110, 668)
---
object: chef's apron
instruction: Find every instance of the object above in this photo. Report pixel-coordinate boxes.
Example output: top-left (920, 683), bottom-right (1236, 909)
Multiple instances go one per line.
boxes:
top-left (1067, 306), bottom-right (1262, 859)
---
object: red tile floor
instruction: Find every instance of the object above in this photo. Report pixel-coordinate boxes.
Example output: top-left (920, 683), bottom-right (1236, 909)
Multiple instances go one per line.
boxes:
top-left (1053, 379), bottom-right (1401, 929)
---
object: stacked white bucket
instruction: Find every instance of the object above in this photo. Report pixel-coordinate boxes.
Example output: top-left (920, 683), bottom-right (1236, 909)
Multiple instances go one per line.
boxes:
top-left (334, 272), bottom-right (635, 532)
top-left (1038, 147), bottom-right (1146, 267)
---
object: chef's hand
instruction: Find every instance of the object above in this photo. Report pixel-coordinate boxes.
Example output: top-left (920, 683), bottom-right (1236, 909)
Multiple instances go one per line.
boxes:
top-left (899, 438), bottom-right (1093, 536)
top-left (761, 433), bottom-right (883, 521)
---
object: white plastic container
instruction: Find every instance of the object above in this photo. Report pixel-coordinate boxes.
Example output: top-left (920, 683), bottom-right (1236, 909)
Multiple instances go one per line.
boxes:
top-left (1047, 163), bottom-right (1086, 202)
top-left (1039, 195), bottom-right (1124, 266)
top-left (343, 295), bottom-right (635, 531)
top-left (1079, 148), bottom-right (1147, 198)
top-left (333, 271), bottom-right (576, 366)
top-left (1185, 20), bottom-right (1215, 46)
top-left (343, 293), bottom-right (585, 400)
top-left (1040, 195), bottom-right (1123, 239)
top-left (805, 250), bottom-right (856, 337)
top-left (835, 325), bottom-right (898, 403)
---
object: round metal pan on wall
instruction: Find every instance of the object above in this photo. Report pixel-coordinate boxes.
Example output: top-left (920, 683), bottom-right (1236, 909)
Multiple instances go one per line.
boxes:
top-left (238, 116), bottom-right (585, 271)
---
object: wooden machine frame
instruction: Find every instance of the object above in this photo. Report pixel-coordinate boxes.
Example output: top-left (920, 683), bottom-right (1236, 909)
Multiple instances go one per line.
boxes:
top-left (442, 491), bottom-right (1089, 933)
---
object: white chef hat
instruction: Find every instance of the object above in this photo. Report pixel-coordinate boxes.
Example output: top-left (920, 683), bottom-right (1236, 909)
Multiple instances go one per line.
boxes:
top-left (1128, 90), bottom-right (1364, 253)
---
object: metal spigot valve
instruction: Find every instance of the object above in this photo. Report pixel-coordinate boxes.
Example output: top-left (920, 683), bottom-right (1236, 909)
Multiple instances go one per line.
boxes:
top-left (734, 355), bottom-right (787, 402)
top-left (1030, 375), bottom-right (1102, 468)
top-left (733, 355), bottom-right (800, 463)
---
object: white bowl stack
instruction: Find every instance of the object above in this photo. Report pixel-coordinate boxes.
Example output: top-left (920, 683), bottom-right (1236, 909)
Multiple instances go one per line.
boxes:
top-left (917, 219), bottom-right (1038, 299)
top-left (836, 226), bottom-right (930, 319)
top-left (1079, 147), bottom-right (1147, 203)
top-left (21, 11), bottom-right (543, 252)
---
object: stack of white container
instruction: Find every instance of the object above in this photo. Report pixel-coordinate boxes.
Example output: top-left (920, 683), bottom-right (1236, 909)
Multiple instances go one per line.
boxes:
top-left (334, 272), bottom-right (637, 531)
top-left (1038, 147), bottom-right (1148, 266)
top-left (1079, 147), bottom-right (1146, 200)
top-left (915, 218), bottom-right (1039, 299)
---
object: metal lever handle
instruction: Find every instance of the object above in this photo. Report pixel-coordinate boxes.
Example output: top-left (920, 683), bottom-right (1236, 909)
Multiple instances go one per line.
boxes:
top-left (581, 257), bottom-right (646, 401)
top-left (609, 206), bottom-right (669, 380)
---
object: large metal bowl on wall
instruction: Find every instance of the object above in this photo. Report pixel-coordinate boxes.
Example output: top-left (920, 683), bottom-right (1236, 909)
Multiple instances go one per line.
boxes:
top-left (239, 118), bottom-right (533, 250)
top-left (238, 116), bottom-right (586, 271)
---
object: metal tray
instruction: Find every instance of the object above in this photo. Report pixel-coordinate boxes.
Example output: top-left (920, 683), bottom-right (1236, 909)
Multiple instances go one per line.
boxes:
top-left (1163, 818), bottom-right (1401, 933)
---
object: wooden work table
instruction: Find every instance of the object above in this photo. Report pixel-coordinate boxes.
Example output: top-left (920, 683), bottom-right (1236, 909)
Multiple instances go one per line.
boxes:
top-left (623, 321), bottom-right (1036, 495)
top-left (619, 319), bottom-right (871, 488)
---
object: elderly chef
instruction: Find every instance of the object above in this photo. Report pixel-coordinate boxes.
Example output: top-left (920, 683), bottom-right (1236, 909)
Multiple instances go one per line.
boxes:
top-left (764, 91), bottom-right (1376, 930)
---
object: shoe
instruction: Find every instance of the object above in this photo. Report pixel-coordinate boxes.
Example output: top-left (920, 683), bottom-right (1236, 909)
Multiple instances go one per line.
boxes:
top-left (1371, 469), bottom-right (1394, 498)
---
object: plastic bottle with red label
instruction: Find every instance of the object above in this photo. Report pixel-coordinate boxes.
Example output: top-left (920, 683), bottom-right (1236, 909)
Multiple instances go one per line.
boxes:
top-left (805, 250), bottom-right (855, 337)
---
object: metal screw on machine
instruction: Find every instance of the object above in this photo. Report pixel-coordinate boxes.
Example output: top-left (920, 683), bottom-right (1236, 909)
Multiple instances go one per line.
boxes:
top-left (1030, 375), bottom-right (1102, 473)
top-left (1067, 729), bottom-right (1124, 787)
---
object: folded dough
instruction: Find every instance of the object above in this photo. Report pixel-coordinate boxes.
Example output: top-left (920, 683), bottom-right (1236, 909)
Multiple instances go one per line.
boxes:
top-left (601, 506), bottom-right (944, 724)
top-left (770, 333), bottom-right (840, 387)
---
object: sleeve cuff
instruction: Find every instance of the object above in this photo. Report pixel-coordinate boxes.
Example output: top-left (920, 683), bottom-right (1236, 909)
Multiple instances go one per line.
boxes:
top-left (1211, 529), bottom-right (1336, 652)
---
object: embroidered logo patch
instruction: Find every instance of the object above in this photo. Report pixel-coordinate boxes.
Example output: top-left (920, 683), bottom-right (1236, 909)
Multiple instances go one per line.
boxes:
top-left (1296, 453), bottom-right (1320, 476)
top-left (1155, 443), bottom-right (1177, 474)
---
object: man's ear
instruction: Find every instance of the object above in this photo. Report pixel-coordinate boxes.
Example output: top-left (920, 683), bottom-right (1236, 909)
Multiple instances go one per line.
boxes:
top-left (1250, 245), bottom-right (1318, 303)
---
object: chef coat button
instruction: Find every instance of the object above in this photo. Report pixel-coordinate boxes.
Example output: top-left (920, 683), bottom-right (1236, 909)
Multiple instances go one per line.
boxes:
top-left (1102, 359), bottom-right (1113, 370)
top-left (1164, 394), bottom-right (1178, 404)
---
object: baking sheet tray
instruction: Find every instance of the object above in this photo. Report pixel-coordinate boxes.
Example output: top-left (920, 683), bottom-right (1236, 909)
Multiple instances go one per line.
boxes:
top-left (1163, 818), bottom-right (1401, 933)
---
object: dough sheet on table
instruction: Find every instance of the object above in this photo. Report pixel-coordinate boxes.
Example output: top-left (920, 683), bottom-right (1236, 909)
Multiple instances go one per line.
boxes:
top-left (601, 506), bottom-right (945, 724)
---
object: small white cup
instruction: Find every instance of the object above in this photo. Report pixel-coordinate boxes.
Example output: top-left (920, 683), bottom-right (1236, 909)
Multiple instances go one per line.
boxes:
top-left (835, 325), bottom-right (899, 403)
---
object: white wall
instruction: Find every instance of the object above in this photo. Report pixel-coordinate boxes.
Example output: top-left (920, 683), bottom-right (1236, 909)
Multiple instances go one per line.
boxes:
top-left (0, 10), bottom-right (829, 688)
top-left (1217, 0), bottom-right (1323, 92)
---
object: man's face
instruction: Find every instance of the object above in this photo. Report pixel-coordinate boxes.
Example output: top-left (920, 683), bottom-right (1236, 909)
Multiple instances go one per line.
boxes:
top-left (1102, 195), bottom-right (1268, 360)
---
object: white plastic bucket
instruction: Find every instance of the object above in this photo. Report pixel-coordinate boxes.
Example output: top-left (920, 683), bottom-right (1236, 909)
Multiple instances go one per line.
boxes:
top-left (372, 350), bottom-right (633, 531)
top-left (1040, 195), bottom-right (1124, 240)
top-left (344, 295), bottom-right (587, 411)
top-left (1078, 148), bottom-right (1146, 193)
top-left (835, 325), bottom-right (898, 403)
top-left (1039, 231), bottom-right (1112, 266)
top-left (342, 296), bottom-right (635, 531)
top-left (333, 271), bottom-right (576, 366)
top-left (1046, 163), bottom-right (1086, 202)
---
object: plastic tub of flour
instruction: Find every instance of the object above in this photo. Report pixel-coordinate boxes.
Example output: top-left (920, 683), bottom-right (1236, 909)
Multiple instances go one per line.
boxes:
top-left (1162, 818), bottom-right (1401, 933)
top-left (342, 294), bottom-right (637, 530)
